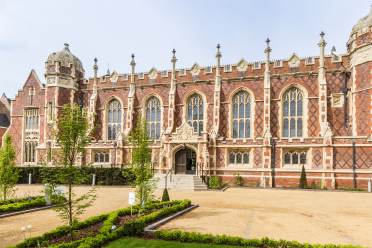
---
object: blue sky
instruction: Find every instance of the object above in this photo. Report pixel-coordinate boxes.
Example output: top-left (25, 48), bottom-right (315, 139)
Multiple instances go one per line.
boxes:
top-left (0, 0), bottom-right (370, 98)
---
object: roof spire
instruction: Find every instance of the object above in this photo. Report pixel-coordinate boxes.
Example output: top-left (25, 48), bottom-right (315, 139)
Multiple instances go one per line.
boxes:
top-left (318, 31), bottom-right (326, 68)
top-left (216, 44), bottom-right (222, 77)
top-left (130, 54), bottom-right (136, 83)
top-left (171, 49), bottom-right (177, 81)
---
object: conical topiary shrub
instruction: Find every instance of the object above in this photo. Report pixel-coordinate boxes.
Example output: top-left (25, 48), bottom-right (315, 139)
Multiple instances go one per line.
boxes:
top-left (161, 188), bottom-right (170, 202)
top-left (299, 165), bottom-right (308, 189)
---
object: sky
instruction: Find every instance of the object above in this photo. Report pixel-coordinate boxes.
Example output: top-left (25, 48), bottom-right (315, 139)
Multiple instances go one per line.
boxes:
top-left (0, 0), bottom-right (370, 98)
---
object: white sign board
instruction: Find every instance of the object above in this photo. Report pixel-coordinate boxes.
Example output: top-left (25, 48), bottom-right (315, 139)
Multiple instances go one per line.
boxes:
top-left (128, 192), bottom-right (135, 205)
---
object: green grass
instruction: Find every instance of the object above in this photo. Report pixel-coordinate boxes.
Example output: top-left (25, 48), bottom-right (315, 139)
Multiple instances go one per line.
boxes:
top-left (105, 237), bottom-right (242, 248)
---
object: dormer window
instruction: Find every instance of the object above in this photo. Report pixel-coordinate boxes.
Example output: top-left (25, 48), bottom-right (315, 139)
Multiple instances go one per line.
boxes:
top-left (161, 70), bottom-right (168, 77)
top-left (331, 54), bottom-right (342, 63)
top-left (274, 60), bottom-right (283, 68)
top-left (178, 69), bottom-right (186, 76)
top-left (138, 72), bottom-right (144, 79)
top-left (305, 57), bottom-right (315, 65)
top-left (252, 62), bottom-right (261, 70)
top-left (204, 66), bottom-right (212, 74)
top-left (122, 74), bottom-right (129, 80)
top-left (224, 64), bottom-right (232, 72)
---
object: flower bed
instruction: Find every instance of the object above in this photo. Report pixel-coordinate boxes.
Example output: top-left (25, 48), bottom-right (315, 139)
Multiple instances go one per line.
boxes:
top-left (0, 196), bottom-right (47, 215)
top-left (12, 199), bottom-right (191, 248)
top-left (153, 230), bottom-right (361, 248)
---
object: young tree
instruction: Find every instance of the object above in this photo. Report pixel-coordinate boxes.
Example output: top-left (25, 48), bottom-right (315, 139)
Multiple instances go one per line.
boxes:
top-left (0, 135), bottom-right (19, 201)
top-left (128, 118), bottom-right (154, 206)
top-left (45, 103), bottom-right (96, 239)
top-left (299, 165), bottom-right (308, 189)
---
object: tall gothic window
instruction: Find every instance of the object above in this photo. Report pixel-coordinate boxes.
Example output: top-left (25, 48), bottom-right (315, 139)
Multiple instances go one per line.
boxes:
top-left (232, 91), bottom-right (251, 138)
top-left (24, 141), bottom-right (37, 163)
top-left (187, 94), bottom-right (204, 134)
top-left (283, 87), bottom-right (303, 138)
top-left (146, 96), bottom-right (161, 139)
top-left (107, 99), bottom-right (122, 140)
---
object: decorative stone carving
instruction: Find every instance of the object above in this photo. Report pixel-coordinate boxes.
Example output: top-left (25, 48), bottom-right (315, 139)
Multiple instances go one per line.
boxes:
top-left (288, 53), bottom-right (300, 68)
top-left (148, 67), bottom-right (158, 80)
top-left (190, 63), bottom-right (201, 76)
top-left (110, 71), bottom-right (119, 84)
top-left (172, 122), bottom-right (198, 142)
top-left (237, 59), bottom-right (248, 72)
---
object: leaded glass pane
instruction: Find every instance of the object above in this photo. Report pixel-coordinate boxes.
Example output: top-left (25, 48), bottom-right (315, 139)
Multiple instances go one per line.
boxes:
top-left (284, 153), bottom-right (291, 164)
top-left (282, 88), bottom-right (304, 138)
top-left (283, 118), bottom-right (289, 137)
top-left (107, 99), bottom-right (122, 140)
top-left (232, 91), bottom-right (251, 139)
top-left (187, 94), bottom-right (204, 134)
top-left (229, 153), bottom-right (235, 164)
top-left (300, 152), bottom-right (306, 164)
top-left (146, 97), bottom-right (161, 139)
top-left (243, 153), bottom-right (249, 164)
top-left (292, 153), bottom-right (299, 164)
top-left (236, 153), bottom-right (242, 163)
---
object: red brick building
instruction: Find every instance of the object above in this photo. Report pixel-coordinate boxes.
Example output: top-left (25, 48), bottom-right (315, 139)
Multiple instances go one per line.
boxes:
top-left (0, 93), bottom-right (10, 147)
top-left (6, 9), bottom-right (372, 189)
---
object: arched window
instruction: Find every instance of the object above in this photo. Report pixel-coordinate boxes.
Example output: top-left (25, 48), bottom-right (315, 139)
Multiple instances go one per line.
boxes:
top-left (146, 96), bottom-right (161, 139)
top-left (107, 99), bottom-right (122, 140)
top-left (283, 87), bottom-right (303, 138)
top-left (187, 94), bottom-right (204, 134)
top-left (232, 91), bottom-right (251, 138)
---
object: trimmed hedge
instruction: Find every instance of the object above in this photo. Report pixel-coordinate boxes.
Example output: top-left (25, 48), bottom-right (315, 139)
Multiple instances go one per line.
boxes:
top-left (154, 230), bottom-right (361, 248)
top-left (13, 199), bottom-right (191, 248)
top-left (0, 196), bottom-right (42, 206)
top-left (17, 167), bottom-right (135, 185)
top-left (0, 196), bottom-right (46, 214)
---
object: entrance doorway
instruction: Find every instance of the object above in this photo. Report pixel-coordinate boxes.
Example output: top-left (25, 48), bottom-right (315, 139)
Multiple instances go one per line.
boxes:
top-left (175, 148), bottom-right (196, 174)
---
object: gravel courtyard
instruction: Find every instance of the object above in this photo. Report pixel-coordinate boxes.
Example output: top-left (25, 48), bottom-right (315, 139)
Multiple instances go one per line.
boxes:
top-left (1, 185), bottom-right (372, 247)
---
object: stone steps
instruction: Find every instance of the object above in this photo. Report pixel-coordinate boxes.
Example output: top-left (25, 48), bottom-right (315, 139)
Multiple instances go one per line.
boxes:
top-left (153, 174), bottom-right (208, 191)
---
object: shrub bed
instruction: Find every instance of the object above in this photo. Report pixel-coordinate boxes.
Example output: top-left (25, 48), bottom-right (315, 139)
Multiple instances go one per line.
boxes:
top-left (13, 199), bottom-right (191, 248)
top-left (154, 230), bottom-right (361, 248)
top-left (17, 167), bottom-right (135, 185)
top-left (0, 196), bottom-right (47, 215)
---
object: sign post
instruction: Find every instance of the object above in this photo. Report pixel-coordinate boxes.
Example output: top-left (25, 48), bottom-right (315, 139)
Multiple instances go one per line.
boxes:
top-left (128, 192), bottom-right (135, 215)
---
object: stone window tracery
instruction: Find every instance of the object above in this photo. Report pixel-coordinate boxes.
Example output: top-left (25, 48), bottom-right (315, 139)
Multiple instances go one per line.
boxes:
top-left (146, 96), bottom-right (161, 140)
top-left (229, 151), bottom-right (250, 165)
top-left (232, 91), bottom-right (251, 138)
top-left (94, 151), bottom-right (110, 164)
top-left (187, 94), bottom-right (204, 134)
top-left (283, 150), bottom-right (307, 165)
top-left (107, 99), bottom-right (122, 140)
top-left (282, 87), bottom-right (303, 138)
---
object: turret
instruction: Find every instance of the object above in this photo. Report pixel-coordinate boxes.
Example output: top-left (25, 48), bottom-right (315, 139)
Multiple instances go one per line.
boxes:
top-left (45, 43), bottom-right (85, 89)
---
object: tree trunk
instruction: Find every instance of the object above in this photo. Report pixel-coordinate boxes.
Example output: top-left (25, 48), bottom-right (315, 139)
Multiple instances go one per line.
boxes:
top-left (68, 182), bottom-right (73, 240)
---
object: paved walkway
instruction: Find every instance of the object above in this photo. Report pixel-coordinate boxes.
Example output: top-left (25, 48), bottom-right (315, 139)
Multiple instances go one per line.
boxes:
top-left (1, 185), bottom-right (372, 247)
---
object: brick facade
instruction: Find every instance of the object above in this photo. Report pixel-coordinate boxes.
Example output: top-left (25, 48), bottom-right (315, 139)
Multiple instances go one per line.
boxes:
top-left (5, 9), bottom-right (372, 189)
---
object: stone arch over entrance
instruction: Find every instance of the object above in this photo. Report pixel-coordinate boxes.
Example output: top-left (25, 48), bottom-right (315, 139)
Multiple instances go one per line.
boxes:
top-left (172, 144), bottom-right (197, 174)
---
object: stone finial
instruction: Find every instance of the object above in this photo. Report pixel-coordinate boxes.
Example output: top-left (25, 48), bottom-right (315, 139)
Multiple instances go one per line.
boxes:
top-left (130, 53), bottom-right (136, 67)
top-left (93, 57), bottom-right (98, 72)
top-left (171, 49), bottom-right (177, 64)
top-left (64, 43), bottom-right (70, 52)
top-left (216, 43), bottom-right (221, 59)
top-left (264, 38), bottom-right (272, 54)
top-left (318, 31), bottom-right (327, 47)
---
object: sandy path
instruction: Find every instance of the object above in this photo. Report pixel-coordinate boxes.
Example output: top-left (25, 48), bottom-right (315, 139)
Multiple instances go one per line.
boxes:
top-left (1, 186), bottom-right (372, 247)
top-left (164, 188), bottom-right (372, 247)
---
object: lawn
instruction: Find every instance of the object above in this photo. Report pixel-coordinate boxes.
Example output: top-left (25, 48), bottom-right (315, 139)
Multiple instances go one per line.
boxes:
top-left (105, 237), bottom-right (241, 248)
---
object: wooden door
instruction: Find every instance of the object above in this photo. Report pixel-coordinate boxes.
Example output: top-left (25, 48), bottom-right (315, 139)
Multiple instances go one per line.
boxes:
top-left (175, 149), bottom-right (186, 174)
